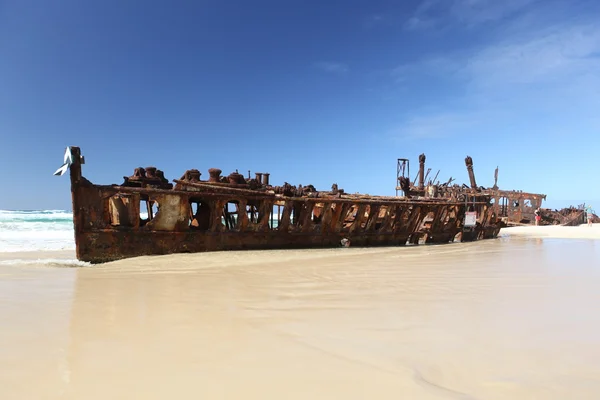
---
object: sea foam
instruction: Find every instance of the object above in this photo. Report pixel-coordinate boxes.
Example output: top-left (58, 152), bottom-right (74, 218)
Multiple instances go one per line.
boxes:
top-left (0, 210), bottom-right (76, 252)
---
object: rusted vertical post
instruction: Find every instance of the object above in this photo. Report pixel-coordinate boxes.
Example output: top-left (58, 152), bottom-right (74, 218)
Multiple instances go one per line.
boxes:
top-left (465, 156), bottom-right (477, 189)
top-left (418, 153), bottom-right (426, 190)
top-left (69, 146), bottom-right (83, 259)
top-left (262, 173), bottom-right (270, 186)
top-left (69, 146), bottom-right (82, 186)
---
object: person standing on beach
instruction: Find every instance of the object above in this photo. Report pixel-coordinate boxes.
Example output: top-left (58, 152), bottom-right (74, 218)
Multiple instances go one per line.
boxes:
top-left (534, 207), bottom-right (541, 226)
top-left (586, 205), bottom-right (594, 227)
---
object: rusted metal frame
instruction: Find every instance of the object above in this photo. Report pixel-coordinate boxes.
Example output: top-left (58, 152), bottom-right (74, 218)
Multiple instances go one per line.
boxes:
top-left (339, 204), bottom-right (357, 232)
top-left (433, 205), bottom-right (452, 233)
top-left (174, 180), bottom-right (262, 195)
top-left (436, 204), bottom-right (457, 234)
top-left (349, 204), bottom-right (367, 234)
top-left (246, 202), bottom-right (258, 224)
top-left (209, 199), bottom-right (226, 232)
top-left (222, 202), bottom-right (233, 231)
top-left (228, 200), bottom-right (242, 230)
top-left (301, 202), bottom-right (315, 233)
top-left (274, 204), bottom-right (283, 228)
top-left (376, 205), bottom-right (390, 229)
top-left (391, 205), bottom-right (408, 234)
top-left (416, 205), bottom-right (441, 242)
top-left (447, 204), bottom-right (462, 232)
top-left (101, 183), bottom-right (493, 208)
top-left (100, 182), bottom-right (472, 241)
top-left (106, 192), bottom-right (139, 228)
top-left (269, 204), bottom-right (274, 230)
top-left (258, 200), bottom-right (274, 231)
top-left (407, 206), bottom-right (429, 243)
top-left (236, 199), bottom-right (249, 230)
top-left (69, 148), bottom-right (85, 242)
top-left (414, 205), bottom-right (435, 234)
top-left (430, 205), bottom-right (462, 243)
top-left (144, 195), bottom-right (162, 220)
top-left (87, 179), bottom-right (490, 240)
top-left (332, 203), bottom-right (348, 233)
top-left (291, 201), bottom-right (304, 229)
top-left (277, 201), bottom-right (293, 232)
top-left (465, 156), bottom-right (477, 189)
top-left (393, 204), bottom-right (419, 244)
top-left (179, 181), bottom-right (254, 190)
top-left (145, 198), bottom-right (154, 220)
top-left (454, 204), bottom-right (468, 232)
top-left (378, 205), bottom-right (397, 234)
top-left (475, 203), bottom-right (488, 225)
top-left (365, 204), bottom-right (381, 232)
top-left (320, 202), bottom-right (334, 234)
top-left (179, 180), bottom-right (457, 204)
top-left (427, 205), bottom-right (447, 234)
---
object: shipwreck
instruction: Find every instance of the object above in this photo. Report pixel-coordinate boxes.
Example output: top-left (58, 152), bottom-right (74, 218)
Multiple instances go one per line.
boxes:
top-left (56, 147), bottom-right (506, 263)
top-left (394, 155), bottom-right (587, 227)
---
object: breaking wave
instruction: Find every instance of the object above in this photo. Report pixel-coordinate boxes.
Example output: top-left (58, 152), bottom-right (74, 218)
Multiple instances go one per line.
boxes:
top-left (0, 210), bottom-right (75, 252)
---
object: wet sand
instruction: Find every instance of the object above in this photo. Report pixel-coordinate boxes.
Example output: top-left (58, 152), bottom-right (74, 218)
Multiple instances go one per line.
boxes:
top-left (1, 228), bottom-right (600, 399)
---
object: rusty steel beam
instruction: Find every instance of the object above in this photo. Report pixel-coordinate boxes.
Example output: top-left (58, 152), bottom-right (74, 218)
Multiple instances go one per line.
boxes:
top-left (465, 156), bottom-right (477, 189)
top-left (418, 153), bottom-right (426, 190)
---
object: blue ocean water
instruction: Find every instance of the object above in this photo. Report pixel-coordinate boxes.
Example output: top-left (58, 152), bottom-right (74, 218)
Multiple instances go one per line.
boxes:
top-left (0, 210), bottom-right (75, 252)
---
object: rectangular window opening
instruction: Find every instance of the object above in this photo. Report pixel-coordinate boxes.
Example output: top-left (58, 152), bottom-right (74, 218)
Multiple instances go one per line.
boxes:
top-left (189, 198), bottom-right (210, 230)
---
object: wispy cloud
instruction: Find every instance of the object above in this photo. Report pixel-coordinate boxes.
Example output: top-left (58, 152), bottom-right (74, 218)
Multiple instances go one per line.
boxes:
top-left (394, 21), bottom-right (600, 88)
top-left (404, 0), bottom-right (539, 30)
top-left (394, 112), bottom-right (482, 139)
top-left (393, 9), bottom-right (600, 139)
top-left (465, 23), bottom-right (600, 89)
top-left (313, 61), bottom-right (349, 74)
top-left (451, 0), bottom-right (540, 26)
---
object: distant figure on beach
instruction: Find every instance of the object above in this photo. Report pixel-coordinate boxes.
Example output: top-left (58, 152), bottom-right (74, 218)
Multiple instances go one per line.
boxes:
top-left (534, 207), bottom-right (541, 226)
top-left (586, 205), bottom-right (594, 227)
top-left (340, 238), bottom-right (351, 248)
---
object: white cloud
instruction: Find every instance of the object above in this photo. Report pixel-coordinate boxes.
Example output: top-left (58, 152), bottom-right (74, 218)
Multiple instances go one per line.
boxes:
top-left (404, 0), bottom-right (539, 30)
top-left (392, 13), bottom-right (600, 139)
top-left (313, 61), bottom-right (349, 74)
top-left (464, 23), bottom-right (600, 89)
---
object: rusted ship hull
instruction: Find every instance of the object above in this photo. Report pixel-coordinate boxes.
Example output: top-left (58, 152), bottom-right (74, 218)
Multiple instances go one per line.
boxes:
top-left (76, 227), bottom-right (498, 264)
top-left (62, 147), bottom-right (501, 263)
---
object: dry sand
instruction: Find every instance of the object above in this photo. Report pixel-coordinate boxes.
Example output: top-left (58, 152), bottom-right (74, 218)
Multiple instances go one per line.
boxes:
top-left (500, 222), bottom-right (600, 240)
top-left (1, 227), bottom-right (599, 399)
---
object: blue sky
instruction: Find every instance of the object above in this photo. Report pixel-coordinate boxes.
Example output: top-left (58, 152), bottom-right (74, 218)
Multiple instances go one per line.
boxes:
top-left (1, 0), bottom-right (598, 210)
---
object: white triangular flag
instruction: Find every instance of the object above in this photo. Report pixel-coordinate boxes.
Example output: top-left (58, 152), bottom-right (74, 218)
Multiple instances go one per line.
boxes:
top-left (64, 146), bottom-right (73, 166)
top-left (53, 163), bottom-right (69, 176)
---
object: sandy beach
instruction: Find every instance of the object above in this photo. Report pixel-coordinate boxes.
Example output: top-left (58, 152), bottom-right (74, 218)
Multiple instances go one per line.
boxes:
top-left (1, 225), bottom-right (599, 399)
top-left (500, 223), bottom-right (600, 240)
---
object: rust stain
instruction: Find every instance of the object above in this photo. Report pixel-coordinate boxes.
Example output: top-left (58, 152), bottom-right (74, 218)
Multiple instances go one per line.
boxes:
top-left (66, 146), bottom-right (562, 264)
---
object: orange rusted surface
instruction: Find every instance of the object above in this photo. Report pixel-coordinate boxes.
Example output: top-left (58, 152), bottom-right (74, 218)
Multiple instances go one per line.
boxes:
top-left (393, 155), bottom-right (584, 227)
top-left (66, 147), bottom-right (503, 263)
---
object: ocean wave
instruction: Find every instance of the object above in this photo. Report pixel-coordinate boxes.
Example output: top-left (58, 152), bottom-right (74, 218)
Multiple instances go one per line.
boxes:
top-left (0, 209), bottom-right (151, 253)
top-left (0, 209), bottom-right (71, 214)
top-left (0, 221), bottom-right (72, 231)
top-left (0, 258), bottom-right (90, 267)
top-left (0, 209), bottom-right (73, 221)
top-left (0, 210), bottom-right (75, 252)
